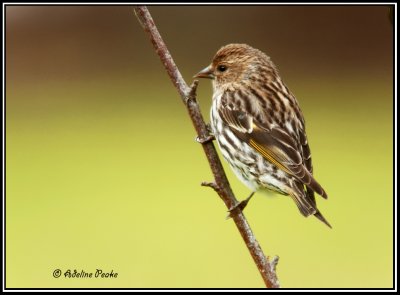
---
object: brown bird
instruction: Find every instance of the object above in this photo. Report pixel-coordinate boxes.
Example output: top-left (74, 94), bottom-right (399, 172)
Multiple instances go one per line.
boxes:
top-left (195, 44), bottom-right (331, 227)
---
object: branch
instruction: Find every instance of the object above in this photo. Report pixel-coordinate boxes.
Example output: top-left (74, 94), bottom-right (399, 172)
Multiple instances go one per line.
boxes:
top-left (133, 6), bottom-right (280, 288)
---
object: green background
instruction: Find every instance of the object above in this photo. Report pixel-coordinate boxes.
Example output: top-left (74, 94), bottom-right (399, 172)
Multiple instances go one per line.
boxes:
top-left (6, 5), bottom-right (393, 288)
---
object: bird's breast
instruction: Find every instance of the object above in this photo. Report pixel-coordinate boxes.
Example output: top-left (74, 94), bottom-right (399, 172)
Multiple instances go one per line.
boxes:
top-left (210, 92), bottom-right (223, 136)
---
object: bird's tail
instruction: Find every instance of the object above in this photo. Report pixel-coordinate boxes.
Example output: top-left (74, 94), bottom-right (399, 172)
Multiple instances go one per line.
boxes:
top-left (314, 210), bottom-right (332, 228)
top-left (305, 185), bottom-right (332, 228)
top-left (289, 187), bottom-right (332, 228)
top-left (289, 191), bottom-right (318, 218)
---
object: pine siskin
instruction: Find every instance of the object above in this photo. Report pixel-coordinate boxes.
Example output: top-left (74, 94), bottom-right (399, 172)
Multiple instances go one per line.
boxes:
top-left (195, 44), bottom-right (331, 227)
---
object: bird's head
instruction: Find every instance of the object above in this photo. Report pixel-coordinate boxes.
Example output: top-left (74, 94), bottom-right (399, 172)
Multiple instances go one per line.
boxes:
top-left (194, 43), bottom-right (277, 89)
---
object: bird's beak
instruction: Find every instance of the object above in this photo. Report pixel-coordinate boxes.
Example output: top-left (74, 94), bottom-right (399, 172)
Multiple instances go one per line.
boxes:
top-left (194, 65), bottom-right (214, 79)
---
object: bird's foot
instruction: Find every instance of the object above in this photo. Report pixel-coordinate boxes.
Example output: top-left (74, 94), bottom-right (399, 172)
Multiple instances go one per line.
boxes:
top-left (226, 191), bottom-right (255, 219)
top-left (196, 124), bottom-right (214, 144)
top-left (196, 133), bottom-right (215, 144)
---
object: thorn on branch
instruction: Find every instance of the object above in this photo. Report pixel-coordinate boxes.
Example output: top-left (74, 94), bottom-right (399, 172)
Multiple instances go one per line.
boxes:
top-left (185, 80), bottom-right (199, 105)
top-left (269, 256), bottom-right (280, 272)
top-left (201, 181), bottom-right (220, 192)
top-left (189, 80), bottom-right (199, 98)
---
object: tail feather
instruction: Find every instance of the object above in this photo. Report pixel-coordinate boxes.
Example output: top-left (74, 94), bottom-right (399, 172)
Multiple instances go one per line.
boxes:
top-left (314, 210), bottom-right (332, 228)
top-left (308, 177), bottom-right (328, 199)
top-left (289, 192), bottom-right (316, 217)
top-left (291, 183), bottom-right (332, 228)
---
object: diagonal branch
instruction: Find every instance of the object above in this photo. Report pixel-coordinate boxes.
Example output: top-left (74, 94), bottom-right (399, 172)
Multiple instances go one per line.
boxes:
top-left (133, 6), bottom-right (280, 288)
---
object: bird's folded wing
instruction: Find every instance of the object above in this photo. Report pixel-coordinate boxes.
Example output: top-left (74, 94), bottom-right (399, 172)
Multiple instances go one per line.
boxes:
top-left (218, 106), bottom-right (327, 199)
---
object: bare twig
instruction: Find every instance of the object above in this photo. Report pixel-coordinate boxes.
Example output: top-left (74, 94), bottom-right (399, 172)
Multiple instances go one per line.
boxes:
top-left (134, 6), bottom-right (280, 288)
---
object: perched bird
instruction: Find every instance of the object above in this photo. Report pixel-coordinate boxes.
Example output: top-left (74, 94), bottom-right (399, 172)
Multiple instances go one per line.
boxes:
top-left (194, 44), bottom-right (331, 227)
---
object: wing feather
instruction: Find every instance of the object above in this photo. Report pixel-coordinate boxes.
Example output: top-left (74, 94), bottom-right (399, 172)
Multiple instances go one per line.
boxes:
top-left (218, 105), bottom-right (327, 199)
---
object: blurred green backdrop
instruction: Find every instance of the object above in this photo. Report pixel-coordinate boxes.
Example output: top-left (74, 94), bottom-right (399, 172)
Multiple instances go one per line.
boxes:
top-left (6, 5), bottom-right (393, 288)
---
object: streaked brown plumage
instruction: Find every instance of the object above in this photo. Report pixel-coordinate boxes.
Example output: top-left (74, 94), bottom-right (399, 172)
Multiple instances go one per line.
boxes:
top-left (195, 44), bottom-right (331, 227)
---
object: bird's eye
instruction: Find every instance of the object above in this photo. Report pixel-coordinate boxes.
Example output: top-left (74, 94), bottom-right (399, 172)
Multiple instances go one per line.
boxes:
top-left (217, 65), bottom-right (227, 72)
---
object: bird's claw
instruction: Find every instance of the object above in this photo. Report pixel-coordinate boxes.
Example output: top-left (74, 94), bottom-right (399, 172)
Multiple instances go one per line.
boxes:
top-left (196, 134), bottom-right (215, 144)
top-left (226, 192), bottom-right (255, 219)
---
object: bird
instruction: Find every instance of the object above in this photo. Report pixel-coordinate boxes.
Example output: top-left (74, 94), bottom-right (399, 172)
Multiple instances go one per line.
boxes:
top-left (194, 43), bottom-right (331, 228)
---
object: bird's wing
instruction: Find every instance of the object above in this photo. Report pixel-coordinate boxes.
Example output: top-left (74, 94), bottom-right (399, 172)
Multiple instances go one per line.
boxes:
top-left (299, 130), bottom-right (316, 203)
top-left (218, 105), bottom-right (327, 199)
top-left (297, 129), bottom-right (331, 226)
